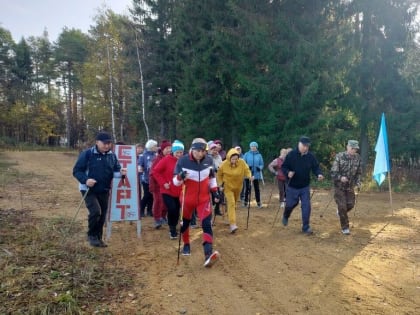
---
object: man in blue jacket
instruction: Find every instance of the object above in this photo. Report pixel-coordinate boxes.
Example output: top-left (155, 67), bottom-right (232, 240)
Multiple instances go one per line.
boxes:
top-left (281, 136), bottom-right (323, 234)
top-left (73, 131), bottom-right (126, 247)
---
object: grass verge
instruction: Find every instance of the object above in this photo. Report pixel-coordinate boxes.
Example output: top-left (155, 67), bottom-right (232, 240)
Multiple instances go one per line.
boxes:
top-left (0, 209), bottom-right (136, 314)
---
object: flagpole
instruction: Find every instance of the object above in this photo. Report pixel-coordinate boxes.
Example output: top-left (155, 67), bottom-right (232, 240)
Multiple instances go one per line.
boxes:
top-left (387, 173), bottom-right (393, 215)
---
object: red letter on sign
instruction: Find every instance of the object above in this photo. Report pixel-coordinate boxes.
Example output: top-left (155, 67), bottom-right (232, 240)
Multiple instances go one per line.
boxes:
top-left (116, 204), bottom-right (131, 219)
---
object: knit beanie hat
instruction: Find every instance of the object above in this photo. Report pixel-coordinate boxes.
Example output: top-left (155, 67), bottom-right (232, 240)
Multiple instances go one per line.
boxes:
top-left (145, 139), bottom-right (158, 150)
top-left (160, 139), bottom-right (171, 151)
top-left (249, 141), bottom-right (258, 148)
top-left (172, 140), bottom-right (184, 153)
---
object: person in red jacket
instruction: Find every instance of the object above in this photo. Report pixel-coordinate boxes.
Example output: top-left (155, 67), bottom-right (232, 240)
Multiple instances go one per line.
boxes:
top-left (153, 140), bottom-right (185, 239)
top-left (173, 138), bottom-right (220, 267)
top-left (268, 148), bottom-right (288, 208)
top-left (149, 140), bottom-right (171, 228)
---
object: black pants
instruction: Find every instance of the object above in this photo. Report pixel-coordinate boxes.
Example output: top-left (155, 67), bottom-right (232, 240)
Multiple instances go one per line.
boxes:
top-left (244, 178), bottom-right (261, 203)
top-left (140, 182), bottom-right (153, 216)
top-left (82, 190), bottom-right (109, 240)
top-left (162, 193), bottom-right (180, 228)
top-left (240, 179), bottom-right (246, 200)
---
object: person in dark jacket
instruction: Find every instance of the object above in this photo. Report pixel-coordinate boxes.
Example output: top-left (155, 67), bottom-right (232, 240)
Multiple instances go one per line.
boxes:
top-left (139, 140), bottom-right (158, 217)
top-left (281, 136), bottom-right (323, 234)
top-left (73, 131), bottom-right (126, 247)
top-left (136, 143), bottom-right (145, 208)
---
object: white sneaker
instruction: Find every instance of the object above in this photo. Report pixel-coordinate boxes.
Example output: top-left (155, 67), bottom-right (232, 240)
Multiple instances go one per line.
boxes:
top-left (342, 228), bottom-right (350, 235)
top-left (280, 202), bottom-right (285, 208)
top-left (203, 251), bottom-right (220, 268)
top-left (230, 224), bottom-right (238, 234)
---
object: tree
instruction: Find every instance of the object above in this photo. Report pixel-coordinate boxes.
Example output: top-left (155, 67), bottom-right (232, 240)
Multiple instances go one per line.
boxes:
top-left (0, 27), bottom-right (16, 138)
top-left (83, 9), bottom-right (135, 143)
top-left (131, 0), bottom-right (178, 140)
top-left (331, 0), bottom-right (418, 170)
top-left (55, 28), bottom-right (89, 147)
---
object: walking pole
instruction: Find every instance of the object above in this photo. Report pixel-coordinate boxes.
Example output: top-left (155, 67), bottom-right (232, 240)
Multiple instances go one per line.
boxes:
top-left (65, 188), bottom-right (90, 237)
top-left (271, 203), bottom-right (281, 228)
top-left (212, 193), bottom-right (217, 226)
top-left (266, 177), bottom-right (276, 208)
top-left (177, 184), bottom-right (186, 265)
top-left (354, 186), bottom-right (360, 217)
top-left (319, 193), bottom-right (334, 218)
top-left (260, 170), bottom-right (265, 186)
top-left (245, 180), bottom-right (252, 230)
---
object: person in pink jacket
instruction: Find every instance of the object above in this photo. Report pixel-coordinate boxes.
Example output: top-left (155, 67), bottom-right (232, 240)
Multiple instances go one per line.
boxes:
top-left (152, 140), bottom-right (184, 239)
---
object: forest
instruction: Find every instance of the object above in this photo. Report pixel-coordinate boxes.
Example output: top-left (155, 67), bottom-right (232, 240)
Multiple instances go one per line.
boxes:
top-left (0, 0), bottom-right (419, 175)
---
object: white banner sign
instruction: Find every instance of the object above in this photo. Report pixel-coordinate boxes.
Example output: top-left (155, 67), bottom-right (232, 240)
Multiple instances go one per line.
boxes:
top-left (109, 145), bottom-right (140, 221)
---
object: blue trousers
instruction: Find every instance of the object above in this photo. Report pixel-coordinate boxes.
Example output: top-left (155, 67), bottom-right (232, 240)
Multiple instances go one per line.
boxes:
top-left (283, 185), bottom-right (311, 232)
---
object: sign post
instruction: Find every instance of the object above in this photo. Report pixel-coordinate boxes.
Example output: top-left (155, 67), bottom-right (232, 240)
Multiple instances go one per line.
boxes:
top-left (106, 145), bottom-right (141, 239)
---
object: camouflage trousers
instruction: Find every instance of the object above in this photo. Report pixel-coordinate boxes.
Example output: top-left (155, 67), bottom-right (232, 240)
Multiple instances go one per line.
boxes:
top-left (334, 188), bottom-right (356, 230)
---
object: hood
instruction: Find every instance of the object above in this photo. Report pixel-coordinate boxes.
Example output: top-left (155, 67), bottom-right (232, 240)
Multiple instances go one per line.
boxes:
top-left (226, 148), bottom-right (240, 161)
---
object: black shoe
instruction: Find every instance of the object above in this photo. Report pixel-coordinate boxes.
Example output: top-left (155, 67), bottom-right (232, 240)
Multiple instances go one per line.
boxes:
top-left (88, 235), bottom-right (101, 247)
top-left (169, 226), bottom-right (178, 239)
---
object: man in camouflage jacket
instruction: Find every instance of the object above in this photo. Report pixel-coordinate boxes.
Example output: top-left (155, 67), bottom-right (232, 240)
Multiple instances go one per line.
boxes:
top-left (330, 140), bottom-right (362, 235)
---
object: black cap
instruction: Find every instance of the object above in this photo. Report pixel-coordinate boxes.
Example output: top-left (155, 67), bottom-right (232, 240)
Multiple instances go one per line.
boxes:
top-left (299, 136), bottom-right (311, 145)
top-left (96, 131), bottom-right (113, 143)
top-left (191, 142), bottom-right (207, 151)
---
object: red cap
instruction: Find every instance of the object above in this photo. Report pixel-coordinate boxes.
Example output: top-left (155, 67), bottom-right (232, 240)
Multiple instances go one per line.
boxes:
top-left (160, 140), bottom-right (171, 151)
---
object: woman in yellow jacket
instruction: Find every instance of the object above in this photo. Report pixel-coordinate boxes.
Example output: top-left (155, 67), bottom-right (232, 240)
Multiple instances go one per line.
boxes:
top-left (217, 148), bottom-right (253, 233)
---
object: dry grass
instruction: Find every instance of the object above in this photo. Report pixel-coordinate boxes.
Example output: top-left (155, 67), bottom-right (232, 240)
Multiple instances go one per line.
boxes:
top-left (0, 209), bottom-right (136, 314)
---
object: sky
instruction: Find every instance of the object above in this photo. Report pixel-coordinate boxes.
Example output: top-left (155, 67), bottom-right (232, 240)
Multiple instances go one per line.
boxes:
top-left (0, 0), bottom-right (133, 43)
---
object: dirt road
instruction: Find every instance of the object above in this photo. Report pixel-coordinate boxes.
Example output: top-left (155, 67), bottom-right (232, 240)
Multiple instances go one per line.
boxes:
top-left (0, 151), bottom-right (418, 314)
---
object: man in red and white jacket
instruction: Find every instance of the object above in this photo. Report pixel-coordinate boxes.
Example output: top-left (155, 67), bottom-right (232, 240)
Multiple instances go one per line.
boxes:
top-left (173, 138), bottom-right (220, 267)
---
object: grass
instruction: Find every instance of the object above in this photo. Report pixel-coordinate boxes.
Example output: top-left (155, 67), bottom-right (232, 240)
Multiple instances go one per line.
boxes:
top-left (0, 153), bottom-right (137, 314)
top-left (0, 209), bottom-right (136, 314)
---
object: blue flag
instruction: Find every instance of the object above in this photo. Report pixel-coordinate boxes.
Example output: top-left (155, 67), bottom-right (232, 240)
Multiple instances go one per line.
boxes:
top-left (372, 113), bottom-right (390, 186)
